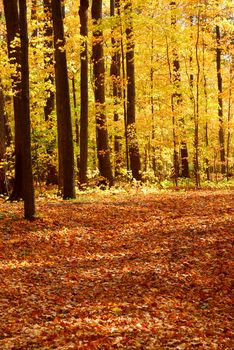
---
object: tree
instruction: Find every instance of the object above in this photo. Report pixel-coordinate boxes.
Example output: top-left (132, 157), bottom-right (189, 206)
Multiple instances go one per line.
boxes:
top-left (216, 25), bottom-right (226, 174)
top-left (79, 0), bottom-right (89, 186)
top-left (3, 0), bottom-right (23, 200)
top-left (43, 0), bottom-right (55, 121)
top-left (43, 0), bottom-right (57, 185)
top-left (51, 0), bottom-right (75, 198)
top-left (1, 0), bottom-right (233, 189)
top-left (92, 0), bottom-right (114, 187)
top-left (226, 49), bottom-right (233, 179)
top-left (110, 0), bottom-right (123, 177)
top-left (193, 8), bottom-right (201, 187)
top-left (3, 0), bottom-right (35, 218)
top-left (125, 0), bottom-right (141, 181)
top-left (19, 0), bottom-right (35, 219)
top-left (170, 1), bottom-right (189, 179)
top-left (0, 84), bottom-right (7, 194)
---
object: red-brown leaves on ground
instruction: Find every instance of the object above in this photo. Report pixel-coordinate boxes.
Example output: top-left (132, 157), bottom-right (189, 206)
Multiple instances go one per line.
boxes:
top-left (0, 190), bottom-right (233, 349)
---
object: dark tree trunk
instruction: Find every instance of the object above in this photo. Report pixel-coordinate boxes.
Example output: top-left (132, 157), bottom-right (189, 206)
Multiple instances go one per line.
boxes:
top-left (43, 0), bottom-right (57, 185)
top-left (51, 0), bottom-right (75, 199)
top-left (193, 9), bottom-right (201, 187)
top-left (79, 0), bottom-right (89, 186)
top-left (0, 8), bottom-right (7, 194)
top-left (150, 34), bottom-right (157, 177)
top-left (125, 0), bottom-right (141, 181)
top-left (216, 25), bottom-right (226, 174)
top-left (165, 30), bottom-right (179, 185)
top-left (92, 0), bottom-right (114, 187)
top-left (110, 0), bottom-right (122, 177)
top-left (43, 0), bottom-right (55, 121)
top-left (170, 1), bottom-right (189, 179)
top-left (72, 77), bottom-right (80, 180)
top-left (226, 55), bottom-right (233, 179)
top-left (3, 0), bottom-right (23, 200)
top-left (120, 17), bottom-right (129, 171)
top-left (202, 31), bottom-right (210, 181)
top-left (19, 0), bottom-right (36, 219)
top-left (0, 86), bottom-right (7, 194)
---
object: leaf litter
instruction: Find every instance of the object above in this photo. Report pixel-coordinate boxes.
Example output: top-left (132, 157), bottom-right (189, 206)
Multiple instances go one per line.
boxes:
top-left (0, 189), bottom-right (233, 349)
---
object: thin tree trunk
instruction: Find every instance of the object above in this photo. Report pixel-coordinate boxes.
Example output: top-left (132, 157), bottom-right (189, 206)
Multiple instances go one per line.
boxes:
top-left (125, 0), bottom-right (141, 181)
top-left (0, 85), bottom-right (7, 194)
top-left (92, 0), bottom-right (114, 187)
top-left (170, 1), bottom-right (189, 179)
top-left (0, 5), bottom-right (7, 194)
top-left (43, 0), bottom-right (55, 121)
top-left (19, 0), bottom-right (36, 219)
top-left (79, 0), bottom-right (89, 186)
top-left (150, 32), bottom-right (157, 177)
top-left (166, 35), bottom-right (179, 185)
top-left (193, 9), bottom-right (201, 187)
top-left (110, 0), bottom-right (122, 177)
top-left (51, 0), bottom-right (75, 198)
top-left (72, 76), bottom-right (80, 179)
top-left (120, 19), bottom-right (129, 171)
top-left (226, 55), bottom-right (233, 179)
top-left (202, 30), bottom-right (210, 181)
top-left (43, 0), bottom-right (57, 185)
top-left (216, 25), bottom-right (225, 174)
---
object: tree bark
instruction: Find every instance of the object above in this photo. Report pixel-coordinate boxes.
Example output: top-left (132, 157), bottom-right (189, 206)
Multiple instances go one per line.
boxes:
top-left (79, 0), bottom-right (89, 186)
top-left (0, 85), bottom-right (7, 194)
top-left (43, 0), bottom-right (57, 185)
top-left (110, 0), bottom-right (122, 177)
top-left (216, 25), bottom-right (225, 174)
top-left (125, 0), bottom-right (141, 181)
top-left (43, 0), bottom-right (55, 121)
top-left (226, 52), bottom-right (233, 179)
top-left (170, 1), bottom-right (189, 179)
top-left (3, 0), bottom-right (23, 200)
top-left (92, 0), bottom-right (114, 187)
top-left (19, 0), bottom-right (36, 219)
top-left (51, 0), bottom-right (75, 198)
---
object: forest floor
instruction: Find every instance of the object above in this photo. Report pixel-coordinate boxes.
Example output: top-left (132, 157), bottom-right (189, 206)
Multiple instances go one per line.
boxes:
top-left (0, 189), bottom-right (233, 349)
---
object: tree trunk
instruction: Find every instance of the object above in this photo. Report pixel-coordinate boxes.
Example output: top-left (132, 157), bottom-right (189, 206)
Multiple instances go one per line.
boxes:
top-left (51, 0), bottom-right (75, 198)
top-left (19, 0), bottom-right (36, 219)
top-left (110, 0), bottom-right (122, 177)
top-left (150, 33), bottom-right (157, 177)
top-left (170, 1), bottom-right (189, 179)
top-left (216, 25), bottom-right (225, 174)
top-left (79, 0), bottom-right (89, 186)
top-left (3, 0), bottom-right (23, 200)
top-left (125, 0), bottom-right (141, 181)
top-left (193, 9), bottom-right (201, 187)
top-left (202, 30), bottom-right (210, 181)
top-left (0, 85), bottom-right (7, 194)
top-left (43, 0), bottom-right (58, 185)
top-left (166, 35), bottom-right (179, 185)
top-left (120, 18), bottom-right (129, 171)
top-left (43, 0), bottom-right (55, 121)
top-left (92, 0), bottom-right (114, 187)
top-left (226, 53), bottom-right (233, 179)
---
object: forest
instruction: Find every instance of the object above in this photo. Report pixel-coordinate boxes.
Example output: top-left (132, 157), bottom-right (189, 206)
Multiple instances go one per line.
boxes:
top-left (0, 0), bottom-right (233, 218)
top-left (0, 1), bottom-right (233, 349)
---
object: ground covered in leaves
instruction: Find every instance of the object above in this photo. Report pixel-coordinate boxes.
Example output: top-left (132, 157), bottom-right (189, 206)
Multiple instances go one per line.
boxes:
top-left (0, 189), bottom-right (233, 349)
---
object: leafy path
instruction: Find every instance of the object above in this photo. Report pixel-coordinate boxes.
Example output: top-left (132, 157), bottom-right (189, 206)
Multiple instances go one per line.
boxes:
top-left (0, 190), bottom-right (233, 349)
